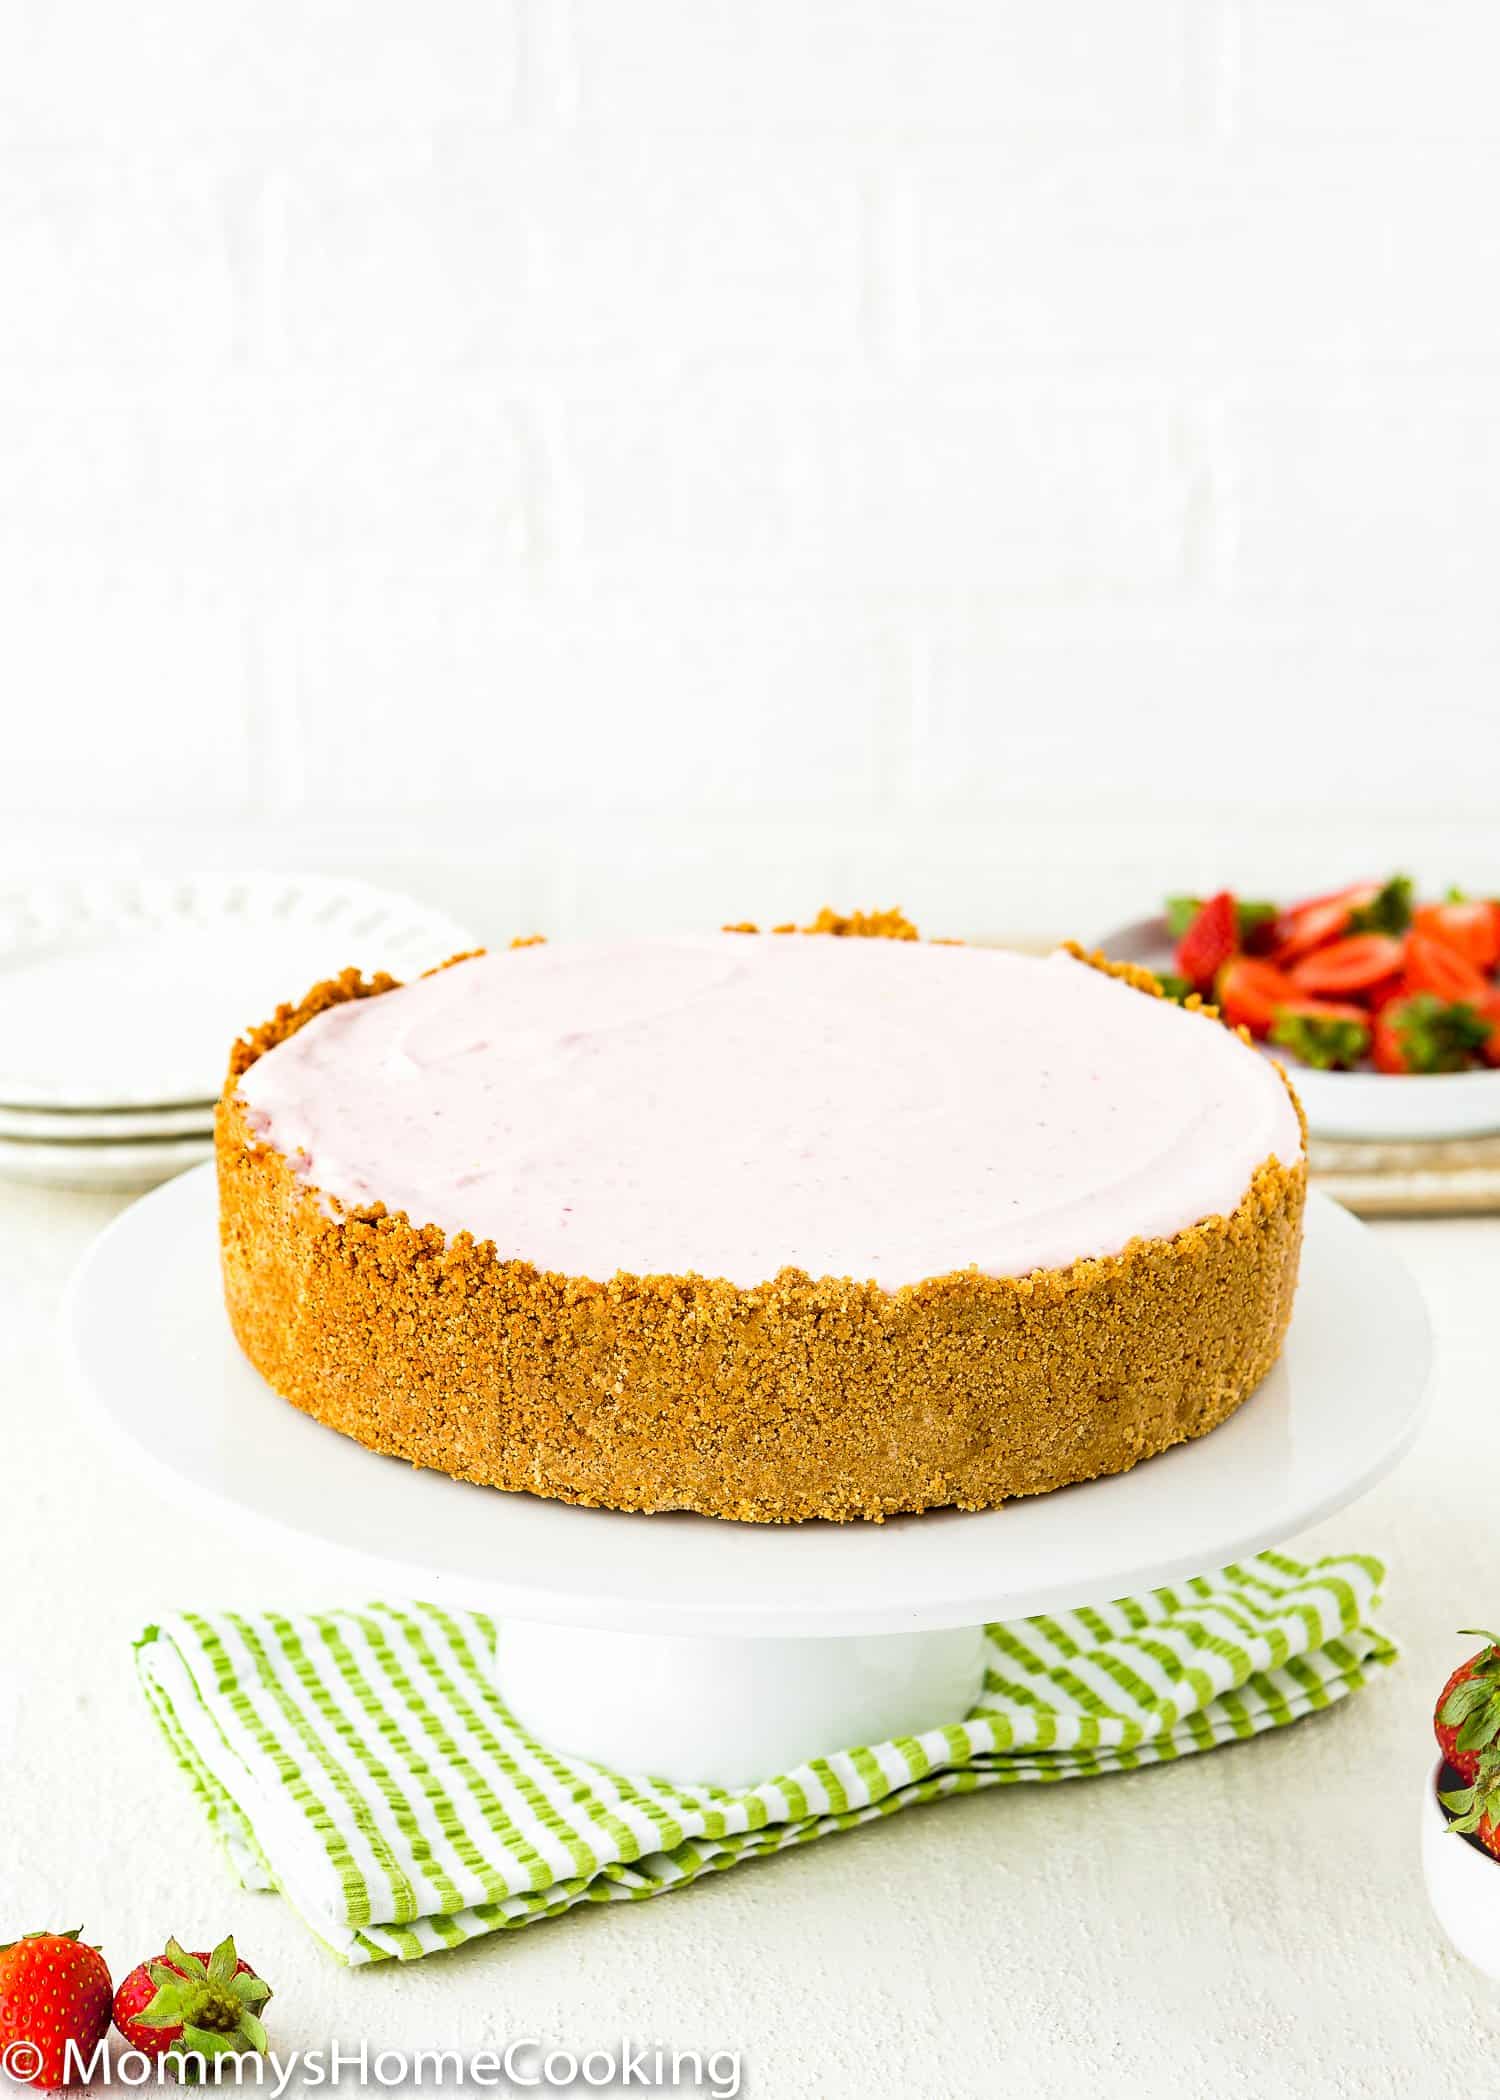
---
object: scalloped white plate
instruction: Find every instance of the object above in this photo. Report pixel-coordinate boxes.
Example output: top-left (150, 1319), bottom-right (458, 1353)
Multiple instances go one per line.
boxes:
top-left (1097, 915), bottom-right (1500, 1142)
top-left (0, 1129), bottom-right (212, 1192)
top-left (0, 875), bottom-right (480, 1112)
top-left (0, 1099), bottom-right (212, 1140)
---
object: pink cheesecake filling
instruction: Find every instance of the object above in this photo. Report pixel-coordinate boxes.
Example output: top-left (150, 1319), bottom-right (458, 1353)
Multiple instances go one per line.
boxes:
top-left (236, 936), bottom-right (1303, 1291)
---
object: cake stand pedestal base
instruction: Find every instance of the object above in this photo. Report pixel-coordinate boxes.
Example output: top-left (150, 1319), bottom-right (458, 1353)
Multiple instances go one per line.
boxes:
top-left (496, 1620), bottom-right (988, 1788)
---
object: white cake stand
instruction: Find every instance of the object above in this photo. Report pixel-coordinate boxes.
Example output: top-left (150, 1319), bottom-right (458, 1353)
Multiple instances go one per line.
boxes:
top-left (67, 1167), bottom-right (1431, 1787)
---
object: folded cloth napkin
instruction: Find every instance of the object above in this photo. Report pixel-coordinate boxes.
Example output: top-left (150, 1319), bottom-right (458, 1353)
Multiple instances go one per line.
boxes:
top-left (135, 1550), bottom-right (1395, 1965)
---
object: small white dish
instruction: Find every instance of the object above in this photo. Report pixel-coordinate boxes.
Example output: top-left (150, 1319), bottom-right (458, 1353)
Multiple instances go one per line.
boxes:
top-left (1422, 1758), bottom-right (1500, 1979)
top-left (1096, 916), bottom-right (1500, 1143)
top-left (0, 874), bottom-right (479, 1112)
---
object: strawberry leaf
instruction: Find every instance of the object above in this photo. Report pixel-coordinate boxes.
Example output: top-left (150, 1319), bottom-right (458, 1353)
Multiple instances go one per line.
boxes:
top-left (1440, 1679), bottom-right (1494, 1723)
top-left (206, 1938), bottom-right (238, 1989)
top-left (1350, 874), bottom-right (1414, 935)
top-left (180, 2025), bottom-right (236, 2058)
top-left (1270, 1010), bottom-right (1371, 1072)
top-left (1389, 995), bottom-right (1491, 1074)
top-left (1457, 1706), bottom-right (1500, 1754)
top-left (1165, 895), bottom-right (1201, 940)
top-left (134, 1984), bottom-right (187, 2028)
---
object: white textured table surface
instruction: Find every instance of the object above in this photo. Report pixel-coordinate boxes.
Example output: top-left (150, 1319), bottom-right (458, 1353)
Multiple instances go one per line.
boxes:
top-left (3, 1178), bottom-right (1498, 2098)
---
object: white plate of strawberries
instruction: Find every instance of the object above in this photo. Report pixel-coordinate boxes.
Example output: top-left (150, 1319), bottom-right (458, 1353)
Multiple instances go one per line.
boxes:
top-left (1100, 876), bottom-right (1500, 1140)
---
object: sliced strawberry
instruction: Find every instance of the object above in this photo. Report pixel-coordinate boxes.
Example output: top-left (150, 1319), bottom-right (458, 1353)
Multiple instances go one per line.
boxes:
top-left (1174, 890), bottom-right (1238, 991)
top-left (1166, 895), bottom-right (1277, 948)
top-left (1236, 901), bottom-right (1280, 954)
top-left (1371, 1009), bottom-right (1409, 1074)
top-left (1347, 873), bottom-right (1415, 936)
top-left (1269, 1000), bottom-right (1372, 1071)
top-left (1216, 957), bottom-right (1296, 1037)
top-left (1270, 890), bottom-right (1371, 965)
top-left (1287, 880), bottom-right (1381, 916)
top-left (1403, 930), bottom-right (1492, 1006)
top-left (1364, 973), bottom-right (1409, 1016)
top-left (1411, 899), bottom-right (1500, 974)
top-left (1277, 998), bottom-right (1370, 1025)
top-left (1288, 933), bottom-right (1404, 1000)
top-left (1372, 994), bottom-right (1492, 1075)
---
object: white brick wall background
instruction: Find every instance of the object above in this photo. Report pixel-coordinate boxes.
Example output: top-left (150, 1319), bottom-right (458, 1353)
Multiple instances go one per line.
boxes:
top-left (3, 1), bottom-right (1498, 945)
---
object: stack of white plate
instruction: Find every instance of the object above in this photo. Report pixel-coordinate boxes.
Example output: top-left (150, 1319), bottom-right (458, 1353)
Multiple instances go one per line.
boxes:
top-left (0, 874), bottom-right (480, 1192)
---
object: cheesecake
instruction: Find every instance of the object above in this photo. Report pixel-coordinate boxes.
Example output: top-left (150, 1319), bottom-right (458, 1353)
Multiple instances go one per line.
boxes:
top-left (217, 919), bottom-right (1306, 1522)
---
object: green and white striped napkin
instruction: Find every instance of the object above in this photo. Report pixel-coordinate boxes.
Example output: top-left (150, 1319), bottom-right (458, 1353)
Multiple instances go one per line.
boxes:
top-left (135, 1551), bottom-right (1394, 1965)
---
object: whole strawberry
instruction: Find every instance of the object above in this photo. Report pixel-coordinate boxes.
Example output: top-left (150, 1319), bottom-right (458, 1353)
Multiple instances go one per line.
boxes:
top-left (1435, 1631), bottom-right (1500, 1782)
top-left (0, 1928), bottom-right (112, 2090)
top-left (113, 1936), bottom-right (271, 2067)
top-left (1436, 1631), bottom-right (1500, 1860)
